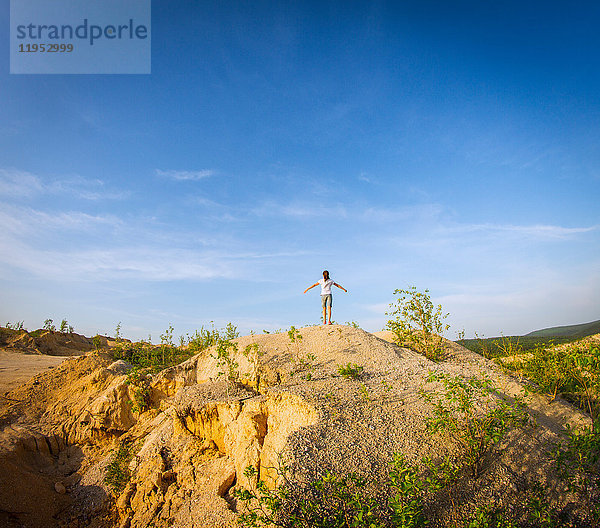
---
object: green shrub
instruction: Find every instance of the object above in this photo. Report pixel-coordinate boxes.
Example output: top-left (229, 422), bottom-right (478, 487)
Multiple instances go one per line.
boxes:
top-left (104, 442), bottom-right (133, 495)
top-left (338, 363), bottom-right (363, 380)
top-left (386, 287), bottom-right (449, 361)
top-left (125, 369), bottom-right (151, 414)
top-left (213, 338), bottom-right (240, 387)
top-left (92, 335), bottom-right (104, 350)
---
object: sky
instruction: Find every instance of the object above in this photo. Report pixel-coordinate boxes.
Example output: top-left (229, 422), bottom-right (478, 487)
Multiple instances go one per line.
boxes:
top-left (1, 0), bottom-right (599, 342)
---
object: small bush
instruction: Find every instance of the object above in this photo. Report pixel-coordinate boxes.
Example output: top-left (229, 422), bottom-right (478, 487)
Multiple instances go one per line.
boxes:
top-left (104, 443), bottom-right (133, 495)
top-left (125, 369), bottom-right (151, 414)
top-left (338, 363), bottom-right (364, 380)
top-left (386, 287), bottom-right (449, 361)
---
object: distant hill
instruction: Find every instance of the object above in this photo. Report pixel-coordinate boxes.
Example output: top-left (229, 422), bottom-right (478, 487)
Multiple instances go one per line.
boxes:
top-left (525, 319), bottom-right (600, 338)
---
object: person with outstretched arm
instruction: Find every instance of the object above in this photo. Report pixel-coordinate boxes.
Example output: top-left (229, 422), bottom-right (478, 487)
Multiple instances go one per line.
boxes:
top-left (303, 270), bottom-right (347, 325)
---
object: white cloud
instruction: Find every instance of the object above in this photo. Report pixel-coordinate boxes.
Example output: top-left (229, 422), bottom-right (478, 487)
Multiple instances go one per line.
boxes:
top-left (360, 203), bottom-right (445, 223)
top-left (0, 201), bottom-right (309, 282)
top-left (438, 270), bottom-right (600, 337)
top-left (443, 222), bottom-right (599, 240)
top-left (0, 168), bottom-right (126, 201)
top-left (0, 239), bottom-right (236, 282)
top-left (0, 204), bottom-right (121, 235)
top-left (47, 176), bottom-right (129, 201)
top-left (0, 169), bottom-right (43, 196)
top-left (155, 169), bottom-right (215, 181)
top-left (251, 201), bottom-right (348, 219)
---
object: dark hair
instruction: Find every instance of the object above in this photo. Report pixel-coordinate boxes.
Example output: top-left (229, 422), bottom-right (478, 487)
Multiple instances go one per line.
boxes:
top-left (323, 270), bottom-right (330, 280)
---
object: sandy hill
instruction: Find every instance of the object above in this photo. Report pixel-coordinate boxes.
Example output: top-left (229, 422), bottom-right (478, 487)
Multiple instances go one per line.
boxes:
top-left (0, 325), bottom-right (593, 528)
top-left (0, 327), bottom-right (117, 357)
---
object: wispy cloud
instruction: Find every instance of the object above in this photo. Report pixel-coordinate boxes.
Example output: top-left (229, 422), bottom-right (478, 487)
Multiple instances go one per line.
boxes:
top-left (0, 204), bottom-right (122, 236)
top-left (0, 169), bottom-right (43, 196)
top-left (155, 169), bottom-right (215, 181)
top-left (361, 203), bottom-right (445, 223)
top-left (437, 271), bottom-right (600, 337)
top-left (251, 201), bottom-right (348, 219)
top-left (441, 222), bottom-right (599, 240)
top-left (47, 176), bottom-right (130, 201)
top-left (0, 201), bottom-right (309, 282)
top-left (0, 237), bottom-right (309, 282)
top-left (0, 168), bottom-right (126, 201)
top-left (0, 241), bottom-right (235, 282)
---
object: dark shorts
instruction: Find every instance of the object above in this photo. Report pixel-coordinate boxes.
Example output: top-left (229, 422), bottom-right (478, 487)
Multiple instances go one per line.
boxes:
top-left (321, 294), bottom-right (332, 308)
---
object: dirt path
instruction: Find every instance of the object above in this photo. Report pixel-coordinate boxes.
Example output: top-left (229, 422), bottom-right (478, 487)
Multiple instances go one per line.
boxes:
top-left (0, 349), bottom-right (67, 394)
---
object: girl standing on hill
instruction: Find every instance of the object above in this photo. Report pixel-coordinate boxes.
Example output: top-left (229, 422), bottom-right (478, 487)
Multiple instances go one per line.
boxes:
top-left (303, 270), bottom-right (347, 325)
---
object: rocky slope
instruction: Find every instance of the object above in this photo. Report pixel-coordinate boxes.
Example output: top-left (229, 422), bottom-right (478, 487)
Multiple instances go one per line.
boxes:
top-left (0, 325), bottom-right (593, 528)
top-left (0, 327), bottom-right (113, 356)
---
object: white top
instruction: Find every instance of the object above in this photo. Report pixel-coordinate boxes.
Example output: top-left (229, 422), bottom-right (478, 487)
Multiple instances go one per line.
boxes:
top-left (319, 278), bottom-right (334, 295)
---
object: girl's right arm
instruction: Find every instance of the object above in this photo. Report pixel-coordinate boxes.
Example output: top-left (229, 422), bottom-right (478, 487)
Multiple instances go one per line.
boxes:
top-left (303, 282), bottom-right (319, 294)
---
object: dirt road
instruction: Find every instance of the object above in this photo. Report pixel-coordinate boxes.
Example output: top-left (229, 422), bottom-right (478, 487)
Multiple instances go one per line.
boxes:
top-left (0, 349), bottom-right (67, 394)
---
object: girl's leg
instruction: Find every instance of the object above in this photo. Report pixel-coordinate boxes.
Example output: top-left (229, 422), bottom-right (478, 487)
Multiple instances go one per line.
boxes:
top-left (322, 306), bottom-right (327, 324)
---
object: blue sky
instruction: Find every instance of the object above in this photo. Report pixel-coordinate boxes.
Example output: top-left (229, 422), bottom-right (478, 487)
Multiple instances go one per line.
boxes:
top-left (1, 0), bottom-right (599, 341)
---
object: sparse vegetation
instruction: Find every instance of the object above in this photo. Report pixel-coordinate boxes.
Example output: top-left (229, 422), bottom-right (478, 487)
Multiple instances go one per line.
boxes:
top-left (126, 369), bottom-right (151, 414)
top-left (338, 363), bottom-right (363, 380)
top-left (235, 464), bottom-right (388, 528)
top-left (112, 338), bottom-right (190, 371)
top-left (4, 321), bottom-right (25, 331)
top-left (288, 326), bottom-right (318, 379)
top-left (213, 337), bottom-right (240, 387)
top-left (235, 446), bottom-right (560, 528)
top-left (287, 325), bottom-right (303, 354)
top-left (115, 321), bottom-right (123, 342)
top-left (184, 324), bottom-right (221, 352)
top-left (524, 341), bottom-right (600, 421)
top-left (552, 423), bottom-right (600, 525)
top-left (92, 335), bottom-right (104, 350)
top-left (104, 442), bottom-right (134, 495)
top-left (466, 334), bottom-right (600, 422)
top-left (386, 286), bottom-right (450, 361)
top-left (421, 372), bottom-right (530, 477)
top-left (458, 334), bottom-right (577, 358)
